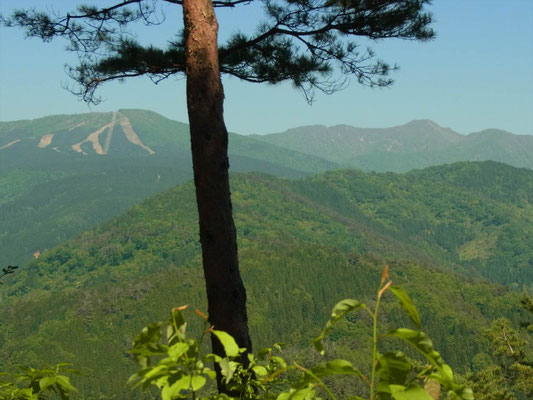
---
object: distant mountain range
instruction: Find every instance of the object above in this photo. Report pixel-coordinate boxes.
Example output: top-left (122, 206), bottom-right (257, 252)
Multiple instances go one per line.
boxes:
top-left (253, 120), bottom-right (533, 172)
top-left (1, 110), bottom-right (531, 267)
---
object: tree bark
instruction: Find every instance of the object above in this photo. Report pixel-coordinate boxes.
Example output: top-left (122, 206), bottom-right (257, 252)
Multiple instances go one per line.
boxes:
top-left (182, 0), bottom-right (252, 391)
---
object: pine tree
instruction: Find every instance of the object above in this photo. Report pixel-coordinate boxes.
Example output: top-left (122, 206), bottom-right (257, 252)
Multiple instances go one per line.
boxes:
top-left (2, 0), bottom-right (435, 391)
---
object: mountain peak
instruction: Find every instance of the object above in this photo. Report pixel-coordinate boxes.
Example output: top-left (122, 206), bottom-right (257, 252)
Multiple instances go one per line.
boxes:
top-left (403, 119), bottom-right (445, 130)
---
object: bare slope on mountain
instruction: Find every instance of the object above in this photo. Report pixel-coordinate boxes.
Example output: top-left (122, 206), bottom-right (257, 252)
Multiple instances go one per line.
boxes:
top-left (0, 109), bottom-right (337, 173)
top-left (254, 120), bottom-right (533, 172)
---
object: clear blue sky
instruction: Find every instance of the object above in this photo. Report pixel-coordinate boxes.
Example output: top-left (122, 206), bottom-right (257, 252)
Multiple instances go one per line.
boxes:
top-left (0, 0), bottom-right (532, 135)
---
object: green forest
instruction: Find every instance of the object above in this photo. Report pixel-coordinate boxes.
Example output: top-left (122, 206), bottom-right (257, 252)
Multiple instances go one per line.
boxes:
top-left (1, 161), bottom-right (532, 399)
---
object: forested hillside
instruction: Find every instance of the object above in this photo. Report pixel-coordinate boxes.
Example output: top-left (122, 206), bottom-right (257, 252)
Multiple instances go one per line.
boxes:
top-left (1, 162), bottom-right (531, 399)
top-left (0, 110), bottom-right (338, 267)
top-left (293, 162), bottom-right (533, 286)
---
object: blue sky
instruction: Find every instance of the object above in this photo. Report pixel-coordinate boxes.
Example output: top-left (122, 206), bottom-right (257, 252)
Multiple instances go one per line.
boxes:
top-left (0, 0), bottom-right (532, 135)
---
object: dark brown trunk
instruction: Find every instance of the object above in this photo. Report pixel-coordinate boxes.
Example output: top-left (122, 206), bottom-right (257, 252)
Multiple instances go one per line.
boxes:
top-left (182, 0), bottom-right (252, 392)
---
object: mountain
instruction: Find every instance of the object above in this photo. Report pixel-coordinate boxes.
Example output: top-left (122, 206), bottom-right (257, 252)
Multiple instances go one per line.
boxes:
top-left (1, 162), bottom-right (531, 399)
top-left (252, 120), bottom-right (533, 172)
top-left (0, 109), bottom-right (338, 174)
top-left (4, 111), bottom-right (530, 268)
top-left (0, 110), bottom-right (338, 267)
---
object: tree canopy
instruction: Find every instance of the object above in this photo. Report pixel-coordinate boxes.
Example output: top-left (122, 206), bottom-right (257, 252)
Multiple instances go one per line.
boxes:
top-left (2, 0), bottom-right (434, 103)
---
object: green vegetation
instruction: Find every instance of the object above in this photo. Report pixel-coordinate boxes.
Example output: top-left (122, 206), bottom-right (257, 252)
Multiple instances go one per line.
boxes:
top-left (3, 110), bottom-right (531, 272)
top-left (293, 162), bottom-right (533, 286)
top-left (0, 111), bottom-right (338, 267)
top-left (0, 162), bottom-right (531, 399)
top-left (127, 271), bottom-right (472, 400)
top-left (0, 266), bottom-right (17, 284)
top-left (1, 272), bottom-right (475, 400)
top-left (461, 295), bottom-right (533, 399)
top-left (0, 364), bottom-right (78, 400)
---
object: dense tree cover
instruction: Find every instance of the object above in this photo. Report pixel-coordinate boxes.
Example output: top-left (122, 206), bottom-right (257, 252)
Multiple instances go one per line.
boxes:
top-left (0, 110), bottom-right (338, 176)
top-left (1, 162), bottom-right (531, 399)
top-left (1, 276), bottom-right (476, 400)
top-left (293, 161), bottom-right (533, 286)
top-left (0, 363), bottom-right (78, 400)
top-left (461, 295), bottom-right (533, 400)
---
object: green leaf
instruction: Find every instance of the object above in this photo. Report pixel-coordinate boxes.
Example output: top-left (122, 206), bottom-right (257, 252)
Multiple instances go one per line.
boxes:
top-left (217, 358), bottom-right (235, 384)
top-left (127, 372), bottom-right (142, 388)
top-left (170, 308), bottom-right (188, 342)
top-left (455, 387), bottom-right (474, 400)
top-left (432, 363), bottom-right (453, 383)
top-left (203, 353), bottom-right (223, 363)
top-left (376, 351), bottom-right (411, 388)
top-left (143, 365), bottom-right (169, 382)
top-left (55, 376), bottom-right (77, 392)
top-left (133, 323), bottom-right (163, 346)
top-left (390, 384), bottom-right (433, 400)
top-left (330, 299), bottom-right (365, 323)
top-left (386, 329), bottom-right (444, 367)
top-left (277, 386), bottom-right (315, 400)
top-left (309, 359), bottom-right (362, 379)
top-left (257, 347), bottom-right (271, 360)
top-left (212, 330), bottom-right (240, 357)
top-left (253, 366), bottom-right (268, 377)
top-left (130, 322), bottom-right (165, 367)
top-left (293, 360), bottom-right (363, 390)
top-left (168, 342), bottom-right (189, 360)
top-left (38, 377), bottom-right (56, 391)
top-left (189, 375), bottom-right (206, 391)
top-left (428, 369), bottom-right (473, 400)
top-left (161, 375), bottom-right (189, 400)
top-left (205, 370), bottom-right (216, 380)
top-left (313, 299), bottom-right (366, 355)
top-left (390, 286), bottom-right (421, 328)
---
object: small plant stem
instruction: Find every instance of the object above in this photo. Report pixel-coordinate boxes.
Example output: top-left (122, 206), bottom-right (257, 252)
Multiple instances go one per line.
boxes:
top-left (294, 363), bottom-right (337, 400)
top-left (190, 319), bottom-right (209, 400)
top-left (369, 292), bottom-right (382, 400)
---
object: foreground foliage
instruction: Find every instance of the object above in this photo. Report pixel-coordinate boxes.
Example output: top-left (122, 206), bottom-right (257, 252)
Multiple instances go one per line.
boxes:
top-left (0, 364), bottom-right (77, 400)
top-left (129, 269), bottom-right (472, 400)
top-left (2, 273), bottom-right (531, 399)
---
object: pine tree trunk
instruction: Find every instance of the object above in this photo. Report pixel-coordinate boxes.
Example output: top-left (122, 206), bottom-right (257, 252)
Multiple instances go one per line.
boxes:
top-left (182, 0), bottom-right (252, 391)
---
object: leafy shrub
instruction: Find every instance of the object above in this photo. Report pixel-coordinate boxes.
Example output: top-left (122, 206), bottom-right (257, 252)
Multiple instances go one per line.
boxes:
top-left (0, 364), bottom-right (78, 400)
top-left (129, 268), bottom-right (473, 400)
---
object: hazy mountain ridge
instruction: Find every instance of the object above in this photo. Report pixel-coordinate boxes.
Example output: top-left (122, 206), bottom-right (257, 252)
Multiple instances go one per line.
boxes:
top-left (253, 120), bottom-right (533, 172)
